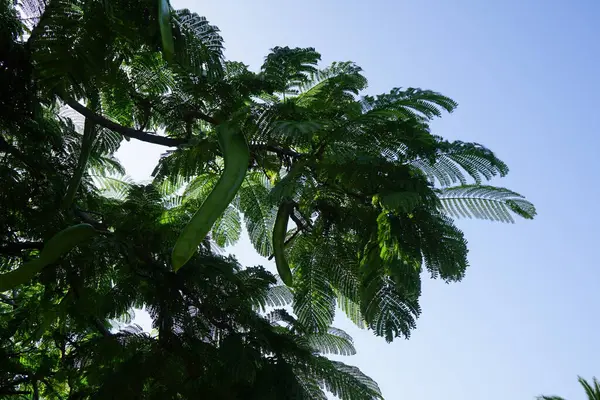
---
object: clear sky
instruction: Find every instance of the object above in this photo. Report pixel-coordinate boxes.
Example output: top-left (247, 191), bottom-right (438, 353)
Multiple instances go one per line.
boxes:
top-left (116, 0), bottom-right (600, 398)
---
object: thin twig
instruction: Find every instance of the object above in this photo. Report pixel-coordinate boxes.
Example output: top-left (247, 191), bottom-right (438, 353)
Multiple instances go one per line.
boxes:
top-left (267, 228), bottom-right (302, 261)
top-left (251, 143), bottom-right (301, 158)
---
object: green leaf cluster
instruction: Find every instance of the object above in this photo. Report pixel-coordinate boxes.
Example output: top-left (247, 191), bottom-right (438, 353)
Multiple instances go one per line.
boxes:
top-left (0, 0), bottom-right (535, 397)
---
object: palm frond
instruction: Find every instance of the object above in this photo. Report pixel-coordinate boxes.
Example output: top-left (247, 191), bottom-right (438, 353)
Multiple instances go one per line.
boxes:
top-left (100, 70), bottom-right (135, 127)
top-left (154, 173), bottom-right (189, 197)
top-left (578, 376), bottom-right (600, 400)
top-left (268, 160), bottom-right (311, 203)
top-left (295, 374), bottom-right (329, 400)
top-left (29, 0), bottom-right (84, 94)
top-left (313, 237), bottom-right (366, 329)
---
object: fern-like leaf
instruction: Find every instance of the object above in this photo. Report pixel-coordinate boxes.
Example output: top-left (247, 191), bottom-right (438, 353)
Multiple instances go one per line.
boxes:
top-left (412, 139), bottom-right (509, 186)
top-left (438, 185), bottom-right (536, 223)
top-left (312, 358), bottom-right (383, 400)
top-left (264, 284), bottom-right (294, 308)
top-left (173, 9), bottom-right (224, 78)
top-left (306, 327), bottom-right (356, 356)
top-left (261, 46), bottom-right (321, 95)
top-left (237, 172), bottom-right (278, 257)
top-left (291, 235), bottom-right (336, 333)
top-left (210, 205), bottom-right (241, 247)
top-left (92, 174), bottom-right (134, 200)
top-left (361, 87), bottom-right (458, 121)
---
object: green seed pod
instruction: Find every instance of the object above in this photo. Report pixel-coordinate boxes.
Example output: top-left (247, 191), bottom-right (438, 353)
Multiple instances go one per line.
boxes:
top-left (273, 202), bottom-right (294, 286)
top-left (172, 125), bottom-right (249, 271)
top-left (0, 224), bottom-right (97, 291)
top-left (158, 0), bottom-right (175, 61)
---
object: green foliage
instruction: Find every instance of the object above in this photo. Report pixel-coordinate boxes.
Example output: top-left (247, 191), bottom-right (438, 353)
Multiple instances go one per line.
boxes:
top-left (411, 138), bottom-right (509, 186)
top-left (538, 376), bottom-right (600, 400)
top-left (0, 223), bottom-right (98, 291)
top-left (238, 172), bottom-right (278, 256)
top-left (438, 185), bottom-right (536, 223)
top-left (0, 0), bottom-right (536, 397)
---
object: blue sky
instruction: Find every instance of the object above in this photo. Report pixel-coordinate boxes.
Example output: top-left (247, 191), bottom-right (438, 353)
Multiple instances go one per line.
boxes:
top-left (117, 0), bottom-right (600, 398)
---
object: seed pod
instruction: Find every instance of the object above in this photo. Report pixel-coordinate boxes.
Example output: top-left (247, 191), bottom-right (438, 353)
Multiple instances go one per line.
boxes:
top-left (0, 224), bottom-right (97, 291)
top-left (172, 125), bottom-right (249, 271)
top-left (158, 0), bottom-right (175, 61)
top-left (273, 202), bottom-right (293, 286)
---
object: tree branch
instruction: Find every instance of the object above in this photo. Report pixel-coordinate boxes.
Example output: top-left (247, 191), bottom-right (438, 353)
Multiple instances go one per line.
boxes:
top-left (290, 212), bottom-right (311, 231)
top-left (62, 95), bottom-right (99, 210)
top-left (73, 208), bottom-right (108, 231)
top-left (267, 202), bottom-right (312, 261)
top-left (184, 110), bottom-right (220, 125)
top-left (32, 380), bottom-right (39, 400)
top-left (251, 143), bottom-right (301, 158)
top-left (63, 98), bottom-right (187, 147)
top-left (92, 318), bottom-right (111, 338)
top-left (0, 377), bottom-right (31, 396)
top-left (0, 241), bottom-right (43, 256)
top-left (267, 228), bottom-right (301, 261)
top-left (0, 390), bottom-right (31, 395)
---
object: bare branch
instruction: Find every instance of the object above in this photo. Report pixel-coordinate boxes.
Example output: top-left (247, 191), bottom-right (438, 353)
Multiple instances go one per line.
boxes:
top-left (63, 98), bottom-right (187, 147)
top-left (0, 241), bottom-right (43, 256)
top-left (251, 143), bottom-right (301, 158)
top-left (73, 208), bottom-right (108, 231)
top-left (267, 228), bottom-right (301, 261)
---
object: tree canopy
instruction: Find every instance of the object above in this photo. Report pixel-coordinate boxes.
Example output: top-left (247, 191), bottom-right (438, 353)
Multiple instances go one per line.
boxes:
top-left (0, 0), bottom-right (535, 398)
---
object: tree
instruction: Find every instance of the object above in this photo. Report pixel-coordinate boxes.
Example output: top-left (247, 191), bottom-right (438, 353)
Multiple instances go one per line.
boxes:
top-left (1, 1), bottom-right (383, 398)
top-left (0, 182), bottom-right (382, 399)
top-left (1, 0), bottom-right (535, 397)
top-left (538, 377), bottom-right (600, 400)
top-left (151, 49), bottom-right (536, 340)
